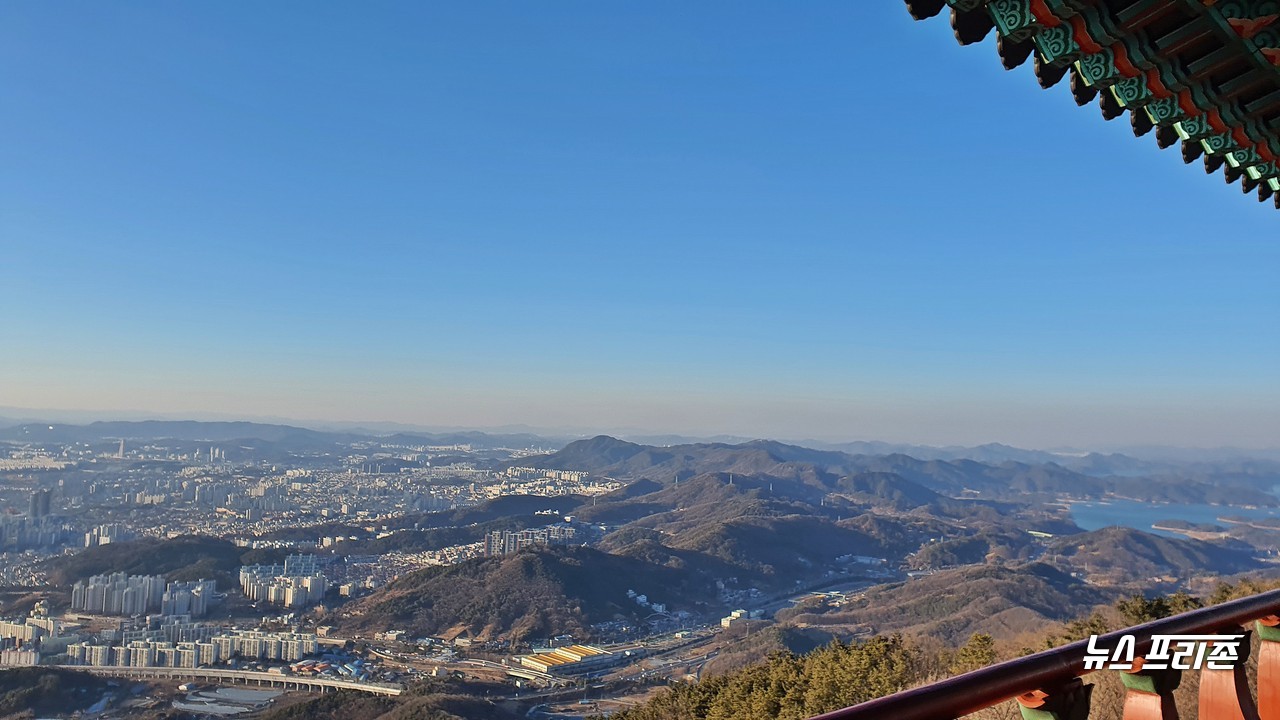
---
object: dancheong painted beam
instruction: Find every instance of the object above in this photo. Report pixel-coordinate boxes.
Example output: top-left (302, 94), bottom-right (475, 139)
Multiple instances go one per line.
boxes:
top-left (905, 0), bottom-right (1280, 208)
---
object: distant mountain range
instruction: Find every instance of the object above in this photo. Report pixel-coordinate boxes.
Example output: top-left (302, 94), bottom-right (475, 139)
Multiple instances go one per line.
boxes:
top-left (5, 419), bottom-right (1277, 499)
top-left (514, 436), bottom-right (1280, 505)
top-left (2, 410), bottom-right (1278, 462)
top-left (0, 420), bottom-right (559, 452)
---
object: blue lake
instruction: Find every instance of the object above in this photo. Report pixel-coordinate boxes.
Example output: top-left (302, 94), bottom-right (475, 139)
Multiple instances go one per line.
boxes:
top-left (1069, 499), bottom-right (1279, 538)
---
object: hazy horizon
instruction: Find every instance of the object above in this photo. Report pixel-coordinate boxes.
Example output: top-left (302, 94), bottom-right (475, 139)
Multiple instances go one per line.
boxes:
top-left (4, 3), bottom-right (1277, 450)
top-left (2, 403), bottom-right (1279, 455)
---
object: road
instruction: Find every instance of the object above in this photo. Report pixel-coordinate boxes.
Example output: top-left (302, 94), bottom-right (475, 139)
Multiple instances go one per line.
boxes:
top-left (749, 576), bottom-right (883, 617)
top-left (52, 664), bottom-right (404, 696)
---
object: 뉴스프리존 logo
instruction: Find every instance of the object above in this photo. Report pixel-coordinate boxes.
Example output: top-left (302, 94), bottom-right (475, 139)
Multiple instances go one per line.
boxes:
top-left (1084, 634), bottom-right (1244, 671)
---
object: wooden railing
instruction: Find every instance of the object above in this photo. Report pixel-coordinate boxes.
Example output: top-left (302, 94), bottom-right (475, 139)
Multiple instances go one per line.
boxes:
top-left (810, 588), bottom-right (1280, 720)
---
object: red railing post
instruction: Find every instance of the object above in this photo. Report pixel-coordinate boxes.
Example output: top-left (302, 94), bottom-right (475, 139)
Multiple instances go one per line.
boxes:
top-left (1198, 630), bottom-right (1259, 720)
top-left (1256, 618), bottom-right (1280, 720)
top-left (1016, 677), bottom-right (1091, 719)
top-left (1119, 659), bottom-right (1181, 720)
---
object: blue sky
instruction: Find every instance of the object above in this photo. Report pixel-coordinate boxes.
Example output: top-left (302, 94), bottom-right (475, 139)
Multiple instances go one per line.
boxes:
top-left (2, 2), bottom-right (1277, 447)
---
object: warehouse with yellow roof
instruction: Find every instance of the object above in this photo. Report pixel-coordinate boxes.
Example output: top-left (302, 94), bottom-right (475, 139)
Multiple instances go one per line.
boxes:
top-left (518, 644), bottom-right (619, 675)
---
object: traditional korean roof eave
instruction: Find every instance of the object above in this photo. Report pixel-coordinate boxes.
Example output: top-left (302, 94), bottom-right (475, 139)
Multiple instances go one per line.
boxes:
top-left (905, 0), bottom-right (1280, 208)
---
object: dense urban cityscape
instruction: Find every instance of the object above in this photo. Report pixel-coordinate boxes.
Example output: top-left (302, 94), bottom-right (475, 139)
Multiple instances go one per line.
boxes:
top-left (0, 424), bottom-right (806, 711)
top-left (0, 418), bottom-right (1276, 719)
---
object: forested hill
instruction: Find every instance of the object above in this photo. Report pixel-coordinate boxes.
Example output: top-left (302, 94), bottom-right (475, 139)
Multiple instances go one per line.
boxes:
top-left (1045, 526), bottom-right (1262, 581)
top-left (41, 535), bottom-right (286, 589)
top-left (333, 545), bottom-right (721, 641)
top-left (777, 563), bottom-right (1114, 644)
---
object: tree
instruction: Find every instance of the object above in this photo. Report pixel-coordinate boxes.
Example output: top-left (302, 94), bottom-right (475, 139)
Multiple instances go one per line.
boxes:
top-left (1164, 591), bottom-right (1203, 616)
top-left (1210, 578), bottom-right (1280, 604)
top-left (1052, 612), bottom-right (1111, 647)
top-left (950, 633), bottom-right (996, 674)
top-left (1116, 593), bottom-right (1170, 625)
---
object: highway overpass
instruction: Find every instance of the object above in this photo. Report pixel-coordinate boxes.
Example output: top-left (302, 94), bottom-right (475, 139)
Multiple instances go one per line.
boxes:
top-left (50, 665), bottom-right (403, 696)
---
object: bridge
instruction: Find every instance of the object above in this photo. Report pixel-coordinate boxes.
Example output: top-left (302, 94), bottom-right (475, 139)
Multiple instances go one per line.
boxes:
top-left (50, 665), bottom-right (403, 696)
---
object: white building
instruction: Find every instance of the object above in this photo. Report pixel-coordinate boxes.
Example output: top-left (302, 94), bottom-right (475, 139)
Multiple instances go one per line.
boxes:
top-left (240, 555), bottom-right (327, 609)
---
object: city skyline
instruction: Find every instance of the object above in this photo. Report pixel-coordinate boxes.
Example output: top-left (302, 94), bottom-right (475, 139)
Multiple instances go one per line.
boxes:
top-left (3, 3), bottom-right (1277, 448)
